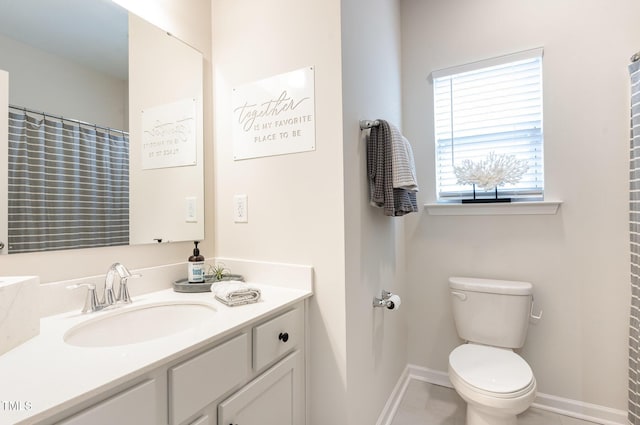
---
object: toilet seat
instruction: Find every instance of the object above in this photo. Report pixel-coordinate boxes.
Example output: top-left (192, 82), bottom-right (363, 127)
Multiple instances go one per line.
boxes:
top-left (449, 344), bottom-right (534, 397)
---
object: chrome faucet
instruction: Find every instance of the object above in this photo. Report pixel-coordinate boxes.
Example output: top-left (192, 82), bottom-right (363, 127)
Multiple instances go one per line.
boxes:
top-left (67, 263), bottom-right (141, 313)
top-left (103, 262), bottom-right (141, 306)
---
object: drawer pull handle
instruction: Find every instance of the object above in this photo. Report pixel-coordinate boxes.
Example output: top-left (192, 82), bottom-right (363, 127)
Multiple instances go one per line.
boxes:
top-left (278, 332), bottom-right (289, 343)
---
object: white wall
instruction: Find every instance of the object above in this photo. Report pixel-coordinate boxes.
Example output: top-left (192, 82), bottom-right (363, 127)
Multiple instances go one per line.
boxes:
top-left (0, 34), bottom-right (126, 129)
top-left (112, 0), bottom-right (210, 55)
top-left (402, 0), bottom-right (640, 410)
top-left (0, 0), bottom-right (212, 282)
top-left (210, 1), bottom-right (348, 424)
top-left (341, 0), bottom-right (408, 423)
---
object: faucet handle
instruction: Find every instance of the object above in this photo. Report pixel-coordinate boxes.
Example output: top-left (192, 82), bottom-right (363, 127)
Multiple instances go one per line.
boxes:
top-left (103, 267), bottom-right (119, 307)
top-left (67, 283), bottom-right (102, 313)
top-left (114, 263), bottom-right (135, 278)
top-left (117, 273), bottom-right (141, 304)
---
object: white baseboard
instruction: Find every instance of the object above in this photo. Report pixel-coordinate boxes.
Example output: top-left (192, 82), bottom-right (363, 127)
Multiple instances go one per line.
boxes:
top-left (376, 365), bottom-right (411, 425)
top-left (378, 364), bottom-right (627, 425)
top-left (531, 392), bottom-right (627, 425)
top-left (408, 364), bottom-right (453, 389)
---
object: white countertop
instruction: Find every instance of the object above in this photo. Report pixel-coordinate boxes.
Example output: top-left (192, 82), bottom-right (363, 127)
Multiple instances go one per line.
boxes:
top-left (0, 284), bottom-right (311, 425)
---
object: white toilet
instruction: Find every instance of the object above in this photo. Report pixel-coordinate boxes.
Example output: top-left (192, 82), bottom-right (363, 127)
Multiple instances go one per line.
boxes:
top-left (448, 277), bottom-right (537, 425)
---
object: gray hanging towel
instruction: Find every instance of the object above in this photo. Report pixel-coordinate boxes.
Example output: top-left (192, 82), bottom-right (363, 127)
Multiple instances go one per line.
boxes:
top-left (367, 119), bottom-right (418, 216)
top-left (388, 122), bottom-right (419, 191)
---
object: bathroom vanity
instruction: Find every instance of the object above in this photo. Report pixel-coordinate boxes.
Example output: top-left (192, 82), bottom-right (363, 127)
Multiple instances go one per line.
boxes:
top-left (0, 283), bottom-right (311, 425)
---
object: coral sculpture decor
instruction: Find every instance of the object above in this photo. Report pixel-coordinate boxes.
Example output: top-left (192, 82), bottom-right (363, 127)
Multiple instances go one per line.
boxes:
top-left (453, 152), bottom-right (529, 203)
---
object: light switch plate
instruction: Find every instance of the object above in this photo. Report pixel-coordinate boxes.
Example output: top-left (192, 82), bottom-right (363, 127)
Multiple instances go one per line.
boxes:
top-left (233, 194), bottom-right (248, 223)
top-left (185, 197), bottom-right (197, 223)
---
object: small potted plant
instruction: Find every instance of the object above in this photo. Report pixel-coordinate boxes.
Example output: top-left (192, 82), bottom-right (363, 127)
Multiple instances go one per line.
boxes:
top-left (206, 263), bottom-right (244, 282)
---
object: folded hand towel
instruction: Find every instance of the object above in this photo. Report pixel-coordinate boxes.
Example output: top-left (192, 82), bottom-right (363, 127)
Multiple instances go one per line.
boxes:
top-left (212, 280), bottom-right (261, 307)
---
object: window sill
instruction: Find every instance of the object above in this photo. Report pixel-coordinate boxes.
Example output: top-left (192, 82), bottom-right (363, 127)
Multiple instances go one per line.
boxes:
top-left (424, 201), bottom-right (562, 216)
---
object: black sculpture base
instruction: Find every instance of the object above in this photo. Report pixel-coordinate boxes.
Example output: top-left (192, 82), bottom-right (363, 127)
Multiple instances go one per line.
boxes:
top-left (462, 185), bottom-right (511, 204)
top-left (462, 198), bottom-right (512, 204)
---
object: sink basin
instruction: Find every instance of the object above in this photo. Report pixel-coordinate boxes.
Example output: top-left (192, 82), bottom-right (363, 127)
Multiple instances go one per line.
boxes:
top-left (64, 301), bottom-right (217, 347)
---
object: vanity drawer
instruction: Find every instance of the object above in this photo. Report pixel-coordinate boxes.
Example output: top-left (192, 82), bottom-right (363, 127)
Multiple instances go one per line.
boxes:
top-left (169, 333), bottom-right (249, 425)
top-left (58, 379), bottom-right (157, 425)
top-left (253, 306), bottom-right (303, 371)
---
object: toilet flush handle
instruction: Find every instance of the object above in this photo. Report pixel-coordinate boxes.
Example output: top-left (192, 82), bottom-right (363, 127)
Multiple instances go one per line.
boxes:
top-left (451, 291), bottom-right (467, 301)
top-left (530, 297), bottom-right (543, 321)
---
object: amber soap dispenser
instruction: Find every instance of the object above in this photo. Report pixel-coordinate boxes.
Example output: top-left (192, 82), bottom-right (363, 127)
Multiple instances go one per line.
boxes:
top-left (188, 241), bottom-right (205, 283)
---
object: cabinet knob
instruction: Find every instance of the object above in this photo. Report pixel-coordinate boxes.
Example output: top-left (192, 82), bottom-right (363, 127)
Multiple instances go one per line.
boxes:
top-left (278, 332), bottom-right (289, 343)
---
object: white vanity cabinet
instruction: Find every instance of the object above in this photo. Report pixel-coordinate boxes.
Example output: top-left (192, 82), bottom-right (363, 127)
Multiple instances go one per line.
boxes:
top-left (175, 304), bottom-right (305, 425)
top-left (52, 302), bottom-right (306, 425)
top-left (218, 305), bottom-right (305, 425)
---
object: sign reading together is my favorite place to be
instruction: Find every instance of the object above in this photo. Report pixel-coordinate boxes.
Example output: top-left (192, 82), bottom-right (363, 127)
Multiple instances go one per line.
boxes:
top-left (232, 67), bottom-right (316, 160)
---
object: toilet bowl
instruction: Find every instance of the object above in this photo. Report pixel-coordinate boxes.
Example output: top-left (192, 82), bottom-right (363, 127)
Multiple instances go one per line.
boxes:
top-left (447, 277), bottom-right (538, 425)
top-left (448, 344), bottom-right (536, 425)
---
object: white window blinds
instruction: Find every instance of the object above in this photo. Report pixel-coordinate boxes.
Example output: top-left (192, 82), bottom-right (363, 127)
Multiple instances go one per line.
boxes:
top-left (432, 48), bottom-right (544, 201)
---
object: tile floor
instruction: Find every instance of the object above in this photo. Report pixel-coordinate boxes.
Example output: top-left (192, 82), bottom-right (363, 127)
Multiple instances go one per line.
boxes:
top-left (390, 380), bottom-right (598, 425)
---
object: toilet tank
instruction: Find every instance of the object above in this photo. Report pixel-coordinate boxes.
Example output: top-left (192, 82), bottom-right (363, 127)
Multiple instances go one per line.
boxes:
top-left (449, 277), bottom-right (533, 349)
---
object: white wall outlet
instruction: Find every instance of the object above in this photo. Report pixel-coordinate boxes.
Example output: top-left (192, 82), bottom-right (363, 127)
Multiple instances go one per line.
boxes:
top-left (233, 194), bottom-right (248, 223)
top-left (185, 197), bottom-right (197, 223)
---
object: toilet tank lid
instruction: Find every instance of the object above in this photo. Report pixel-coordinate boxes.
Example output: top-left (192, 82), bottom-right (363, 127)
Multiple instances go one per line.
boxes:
top-left (449, 277), bottom-right (532, 295)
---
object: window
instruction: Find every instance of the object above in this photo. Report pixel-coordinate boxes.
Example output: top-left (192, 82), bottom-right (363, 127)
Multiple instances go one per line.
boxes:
top-left (432, 48), bottom-right (544, 202)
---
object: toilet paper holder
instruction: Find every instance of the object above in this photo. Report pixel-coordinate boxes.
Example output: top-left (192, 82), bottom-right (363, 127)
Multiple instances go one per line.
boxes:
top-left (373, 290), bottom-right (401, 310)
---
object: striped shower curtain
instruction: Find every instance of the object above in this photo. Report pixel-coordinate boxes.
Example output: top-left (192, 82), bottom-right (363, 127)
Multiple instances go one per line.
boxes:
top-left (7, 111), bottom-right (129, 253)
top-left (629, 59), bottom-right (640, 424)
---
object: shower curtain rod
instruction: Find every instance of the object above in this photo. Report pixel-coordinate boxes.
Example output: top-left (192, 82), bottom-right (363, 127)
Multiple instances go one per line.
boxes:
top-left (9, 104), bottom-right (127, 135)
top-left (632, 51), bottom-right (640, 63)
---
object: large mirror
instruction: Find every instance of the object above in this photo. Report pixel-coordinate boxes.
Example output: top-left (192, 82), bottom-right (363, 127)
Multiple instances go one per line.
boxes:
top-left (0, 0), bottom-right (204, 254)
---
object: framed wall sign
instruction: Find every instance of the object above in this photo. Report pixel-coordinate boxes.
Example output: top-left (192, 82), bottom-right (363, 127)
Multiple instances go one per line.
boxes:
top-left (232, 67), bottom-right (316, 160)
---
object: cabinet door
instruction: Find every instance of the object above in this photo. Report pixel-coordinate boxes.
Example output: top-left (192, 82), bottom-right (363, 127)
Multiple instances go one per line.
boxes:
top-left (219, 350), bottom-right (303, 425)
top-left (58, 379), bottom-right (157, 425)
top-left (170, 333), bottom-right (249, 425)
